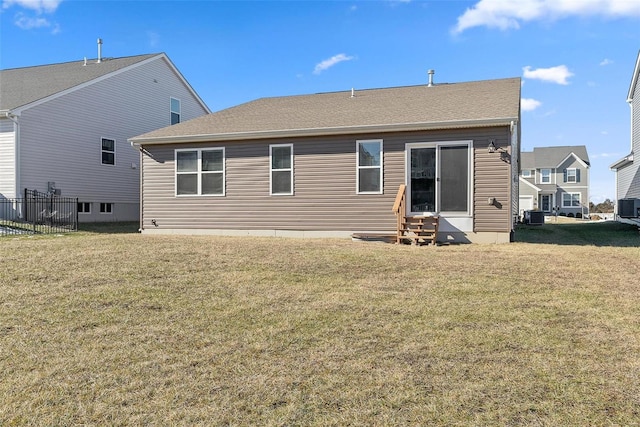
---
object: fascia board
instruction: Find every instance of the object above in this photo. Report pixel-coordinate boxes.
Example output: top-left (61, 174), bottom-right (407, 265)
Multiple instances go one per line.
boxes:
top-left (628, 51), bottom-right (640, 103)
top-left (556, 152), bottom-right (589, 169)
top-left (159, 53), bottom-right (211, 114)
top-left (11, 54), bottom-right (165, 115)
top-left (131, 117), bottom-right (516, 145)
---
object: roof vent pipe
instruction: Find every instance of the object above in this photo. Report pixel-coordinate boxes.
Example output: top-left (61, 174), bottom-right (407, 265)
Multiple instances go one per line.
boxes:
top-left (427, 69), bottom-right (435, 87)
top-left (97, 38), bottom-right (103, 63)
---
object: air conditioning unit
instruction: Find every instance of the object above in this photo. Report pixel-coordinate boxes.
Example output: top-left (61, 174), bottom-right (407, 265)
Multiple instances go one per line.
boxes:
top-left (524, 210), bottom-right (544, 225)
top-left (618, 198), bottom-right (640, 218)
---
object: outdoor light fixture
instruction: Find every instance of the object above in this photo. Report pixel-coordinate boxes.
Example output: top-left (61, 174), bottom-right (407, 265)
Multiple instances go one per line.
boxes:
top-left (488, 139), bottom-right (497, 153)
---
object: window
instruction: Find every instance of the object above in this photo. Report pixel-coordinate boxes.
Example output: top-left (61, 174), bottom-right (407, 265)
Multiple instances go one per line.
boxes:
top-left (101, 138), bottom-right (115, 165)
top-left (270, 144), bottom-right (293, 195)
top-left (100, 203), bottom-right (113, 214)
top-left (175, 148), bottom-right (225, 196)
top-left (522, 169), bottom-right (532, 178)
top-left (78, 202), bottom-right (91, 214)
top-left (171, 97), bottom-right (181, 125)
top-left (540, 168), bottom-right (551, 183)
top-left (564, 168), bottom-right (579, 183)
top-left (357, 139), bottom-right (383, 194)
top-left (562, 192), bottom-right (581, 208)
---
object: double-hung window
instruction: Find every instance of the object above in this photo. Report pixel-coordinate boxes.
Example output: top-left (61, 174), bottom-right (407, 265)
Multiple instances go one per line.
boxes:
top-left (357, 139), bottom-right (383, 194)
top-left (176, 148), bottom-right (225, 196)
top-left (101, 138), bottom-right (115, 165)
top-left (170, 97), bottom-right (181, 125)
top-left (522, 169), bottom-right (532, 178)
top-left (270, 144), bottom-right (293, 195)
top-left (540, 168), bottom-right (551, 184)
top-left (562, 192), bottom-right (581, 208)
top-left (565, 168), bottom-right (578, 183)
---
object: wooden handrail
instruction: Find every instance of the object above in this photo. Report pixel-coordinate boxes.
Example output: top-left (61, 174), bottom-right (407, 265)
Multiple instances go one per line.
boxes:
top-left (392, 184), bottom-right (406, 214)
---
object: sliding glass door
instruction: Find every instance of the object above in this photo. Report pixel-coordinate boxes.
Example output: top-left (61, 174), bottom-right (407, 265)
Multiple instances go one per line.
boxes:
top-left (407, 142), bottom-right (471, 216)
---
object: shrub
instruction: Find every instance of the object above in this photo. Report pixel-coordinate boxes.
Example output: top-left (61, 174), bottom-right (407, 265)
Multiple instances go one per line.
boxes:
top-left (568, 213), bottom-right (575, 218)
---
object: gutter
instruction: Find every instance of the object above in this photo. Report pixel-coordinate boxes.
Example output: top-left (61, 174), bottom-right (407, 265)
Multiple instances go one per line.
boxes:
top-left (130, 118), bottom-right (518, 146)
top-left (610, 152), bottom-right (634, 170)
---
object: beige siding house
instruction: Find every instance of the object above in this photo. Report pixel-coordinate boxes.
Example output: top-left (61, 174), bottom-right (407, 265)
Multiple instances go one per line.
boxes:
top-left (131, 77), bottom-right (521, 243)
top-left (0, 52), bottom-right (209, 221)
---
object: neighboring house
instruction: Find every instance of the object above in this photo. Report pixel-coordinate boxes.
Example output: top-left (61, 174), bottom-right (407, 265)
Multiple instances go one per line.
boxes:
top-left (130, 76), bottom-right (521, 243)
top-left (519, 146), bottom-right (590, 217)
top-left (0, 52), bottom-right (210, 221)
top-left (610, 50), bottom-right (640, 219)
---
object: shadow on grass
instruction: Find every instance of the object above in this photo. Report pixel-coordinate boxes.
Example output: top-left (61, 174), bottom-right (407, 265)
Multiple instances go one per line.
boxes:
top-left (77, 222), bottom-right (140, 234)
top-left (514, 221), bottom-right (640, 247)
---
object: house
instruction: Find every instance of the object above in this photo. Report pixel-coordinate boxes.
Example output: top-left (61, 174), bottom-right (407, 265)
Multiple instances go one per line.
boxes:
top-left (129, 76), bottom-right (521, 243)
top-left (610, 50), bottom-right (640, 220)
top-left (519, 146), bottom-right (590, 218)
top-left (0, 51), bottom-right (210, 222)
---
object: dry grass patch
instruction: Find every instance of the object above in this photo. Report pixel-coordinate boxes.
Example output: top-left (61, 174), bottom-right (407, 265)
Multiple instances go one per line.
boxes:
top-left (1, 227), bottom-right (639, 425)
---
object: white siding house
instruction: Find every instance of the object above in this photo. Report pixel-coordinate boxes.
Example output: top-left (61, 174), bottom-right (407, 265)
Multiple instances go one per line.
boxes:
top-left (610, 50), bottom-right (640, 219)
top-left (0, 53), bottom-right (209, 221)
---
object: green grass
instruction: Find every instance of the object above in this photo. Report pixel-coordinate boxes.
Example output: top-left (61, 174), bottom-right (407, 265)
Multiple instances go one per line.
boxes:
top-left (1, 222), bottom-right (639, 425)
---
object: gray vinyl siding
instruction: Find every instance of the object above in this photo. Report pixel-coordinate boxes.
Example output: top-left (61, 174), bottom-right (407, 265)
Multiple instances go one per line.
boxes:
top-left (142, 127), bottom-right (513, 234)
top-left (0, 119), bottom-right (16, 199)
top-left (619, 84), bottom-right (640, 199)
top-left (16, 56), bottom-right (207, 218)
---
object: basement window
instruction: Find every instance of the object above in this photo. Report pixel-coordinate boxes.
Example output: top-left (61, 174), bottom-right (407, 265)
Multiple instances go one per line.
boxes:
top-left (78, 202), bottom-right (91, 214)
top-left (100, 203), bottom-right (113, 214)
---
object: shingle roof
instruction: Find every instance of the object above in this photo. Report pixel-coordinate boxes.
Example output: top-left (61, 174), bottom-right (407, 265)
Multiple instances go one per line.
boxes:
top-left (0, 53), bottom-right (159, 111)
top-left (131, 77), bottom-right (521, 144)
top-left (521, 146), bottom-right (590, 168)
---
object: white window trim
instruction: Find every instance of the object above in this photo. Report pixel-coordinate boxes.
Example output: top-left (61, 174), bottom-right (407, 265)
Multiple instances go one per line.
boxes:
top-left (356, 139), bottom-right (384, 195)
top-left (522, 169), bottom-right (532, 178)
top-left (175, 148), bottom-right (226, 197)
top-left (566, 168), bottom-right (577, 183)
top-left (78, 202), bottom-right (91, 214)
top-left (101, 137), bottom-right (116, 166)
top-left (170, 97), bottom-right (181, 125)
top-left (270, 144), bottom-right (294, 196)
top-left (562, 192), bottom-right (581, 208)
top-left (540, 168), bottom-right (552, 184)
top-left (99, 202), bottom-right (113, 214)
top-left (405, 140), bottom-right (473, 218)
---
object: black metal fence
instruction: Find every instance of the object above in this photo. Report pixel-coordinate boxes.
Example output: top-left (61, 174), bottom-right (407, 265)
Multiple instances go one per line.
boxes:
top-left (0, 189), bottom-right (78, 236)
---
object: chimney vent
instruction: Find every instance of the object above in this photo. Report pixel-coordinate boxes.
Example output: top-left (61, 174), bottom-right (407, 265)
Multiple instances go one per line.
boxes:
top-left (97, 38), bottom-right (103, 63)
top-left (427, 69), bottom-right (435, 87)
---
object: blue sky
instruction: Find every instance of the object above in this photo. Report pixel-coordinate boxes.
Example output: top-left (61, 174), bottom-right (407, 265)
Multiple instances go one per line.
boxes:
top-left (1, 0), bottom-right (639, 203)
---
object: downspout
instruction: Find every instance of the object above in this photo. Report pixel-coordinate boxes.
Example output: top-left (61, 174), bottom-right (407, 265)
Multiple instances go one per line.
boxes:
top-left (4, 111), bottom-right (20, 200)
top-left (130, 140), bottom-right (144, 232)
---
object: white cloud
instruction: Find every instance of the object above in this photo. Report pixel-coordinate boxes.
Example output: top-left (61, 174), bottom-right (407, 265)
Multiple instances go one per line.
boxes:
top-left (2, 0), bottom-right (62, 13)
top-left (521, 98), bottom-right (542, 111)
top-left (523, 65), bottom-right (574, 85)
top-left (313, 53), bottom-right (354, 75)
top-left (452, 0), bottom-right (640, 34)
top-left (14, 11), bottom-right (49, 29)
top-left (599, 58), bottom-right (613, 66)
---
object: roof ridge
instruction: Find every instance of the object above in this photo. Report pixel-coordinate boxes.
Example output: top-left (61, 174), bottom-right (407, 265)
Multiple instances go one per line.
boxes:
top-left (0, 52), bottom-right (161, 72)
